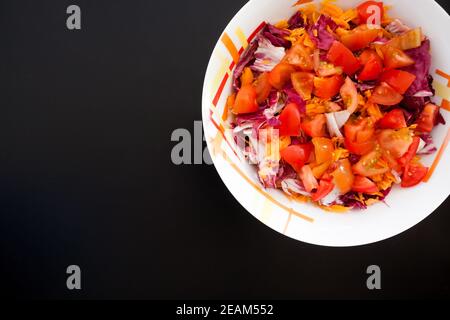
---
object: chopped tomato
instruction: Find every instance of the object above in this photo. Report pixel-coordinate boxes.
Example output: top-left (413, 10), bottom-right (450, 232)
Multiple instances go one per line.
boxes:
top-left (380, 70), bottom-right (416, 94)
top-left (378, 109), bottom-right (407, 129)
top-left (312, 137), bottom-right (334, 164)
top-left (278, 103), bottom-right (302, 137)
top-left (401, 163), bottom-right (428, 188)
top-left (357, 1), bottom-right (384, 24)
top-left (344, 117), bottom-right (376, 155)
top-left (340, 77), bottom-right (358, 113)
top-left (352, 176), bottom-right (379, 193)
top-left (300, 165), bottom-right (319, 193)
top-left (302, 114), bottom-right (327, 138)
top-left (327, 41), bottom-right (361, 75)
top-left (381, 45), bottom-right (415, 70)
top-left (253, 72), bottom-right (272, 104)
top-left (397, 136), bottom-right (420, 167)
top-left (282, 43), bottom-right (314, 71)
top-left (353, 150), bottom-right (390, 177)
top-left (381, 149), bottom-right (401, 172)
top-left (358, 58), bottom-right (383, 81)
top-left (416, 103), bottom-right (439, 133)
top-left (268, 63), bottom-right (297, 90)
top-left (312, 161), bottom-right (332, 179)
top-left (280, 144), bottom-right (313, 173)
top-left (378, 128), bottom-right (413, 159)
top-left (233, 85), bottom-right (258, 114)
top-left (240, 67), bottom-right (254, 86)
top-left (291, 72), bottom-right (314, 100)
top-left (311, 179), bottom-right (335, 202)
top-left (388, 28), bottom-right (423, 51)
top-left (340, 24), bottom-right (380, 51)
top-left (313, 75), bottom-right (344, 99)
top-left (332, 159), bottom-right (355, 194)
top-left (359, 49), bottom-right (382, 65)
top-left (371, 82), bottom-right (403, 106)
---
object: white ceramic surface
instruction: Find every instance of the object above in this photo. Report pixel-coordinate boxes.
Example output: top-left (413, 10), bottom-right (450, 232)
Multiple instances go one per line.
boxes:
top-left (202, 0), bottom-right (450, 247)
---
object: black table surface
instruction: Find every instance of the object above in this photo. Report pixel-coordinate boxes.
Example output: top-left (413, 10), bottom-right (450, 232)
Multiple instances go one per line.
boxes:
top-left (1, 0), bottom-right (449, 300)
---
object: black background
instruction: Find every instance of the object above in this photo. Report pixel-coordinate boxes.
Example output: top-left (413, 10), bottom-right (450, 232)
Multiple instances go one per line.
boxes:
top-left (0, 0), bottom-right (449, 300)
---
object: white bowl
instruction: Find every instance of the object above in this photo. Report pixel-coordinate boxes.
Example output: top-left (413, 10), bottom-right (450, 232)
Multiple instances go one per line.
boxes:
top-left (202, 0), bottom-right (450, 247)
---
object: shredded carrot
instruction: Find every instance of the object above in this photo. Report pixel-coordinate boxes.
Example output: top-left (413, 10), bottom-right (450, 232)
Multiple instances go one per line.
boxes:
top-left (294, 0), bottom-right (314, 6)
top-left (275, 19), bottom-right (289, 29)
top-left (240, 67), bottom-right (254, 86)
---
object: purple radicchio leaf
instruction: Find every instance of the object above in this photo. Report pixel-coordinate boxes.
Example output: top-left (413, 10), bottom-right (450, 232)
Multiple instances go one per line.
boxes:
top-left (402, 40), bottom-right (432, 96)
top-left (307, 15), bottom-right (337, 51)
top-left (283, 84), bottom-right (306, 113)
top-left (232, 40), bottom-right (258, 91)
top-left (288, 11), bottom-right (304, 30)
top-left (263, 24), bottom-right (291, 49)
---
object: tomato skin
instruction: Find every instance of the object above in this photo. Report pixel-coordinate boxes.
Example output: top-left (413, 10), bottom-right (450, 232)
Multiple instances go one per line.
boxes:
top-left (357, 1), bottom-right (384, 24)
top-left (344, 117), bottom-right (376, 155)
top-left (327, 41), bottom-right (361, 75)
top-left (291, 72), bottom-right (314, 100)
top-left (380, 70), bottom-right (416, 94)
top-left (378, 109), bottom-right (407, 129)
top-left (278, 103), bottom-right (302, 137)
top-left (401, 164), bottom-right (428, 188)
top-left (358, 57), bottom-right (383, 81)
top-left (353, 150), bottom-right (390, 177)
top-left (378, 128), bottom-right (413, 159)
top-left (340, 77), bottom-right (358, 113)
top-left (340, 25), bottom-right (380, 51)
top-left (268, 63), bottom-right (297, 90)
top-left (352, 176), bottom-right (379, 193)
top-left (332, 159), bottom-right (355, 194)
top-left (311, 179), bottom-right (335, 202)
top-left (312, 137), bottom-right (334, 164)
top-left (313, 75), bottom-right (344, 99)
top-left (381, 45), bottom-right (415, 70)
top-left (282, 43), bottom-right (314, 71)
top-left (397, 136), bottom-right (420, 167)
top-left (254, 72), bottom-right (272, 104)
top-left (416, 103), bottom-right (439, 133)
top-left (233, 85), bottom-right (258, 114)
top-left (302, 114), bottom-right (327, 138)
top-left (300, 165), bottom-right (319, 193)
top-left (280, 144), bottom-right (313, 173)
top-left (371, 82), bottom-right (403, 106)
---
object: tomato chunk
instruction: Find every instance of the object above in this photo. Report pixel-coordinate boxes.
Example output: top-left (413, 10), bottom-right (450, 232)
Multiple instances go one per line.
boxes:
top-left (378, 109), bottom-right (407, 129)
top-left (332, 159), bottom-right (355, 194)
top-left (253, 72), bottom-right (272, 104)
top-left (378, 128), bottom-right (413, 159)
top-left (357, 1), bottom-right (384, 24)
top-left (380, 70), bottom-right (416, 94)
top-left (352, 176), bottom-right (379, 193)
top-left (401, 164), bottom-right (428, 188)
top-left (282, 43), bottom-right (314, 71)
top-left (313, 75), bottom-right (344, 99)
top-left (397, 136), bottom-right (420, 167)
top-left (302, 114), bottom-right (327, 138)
top-left (416, 103), bottom-right (439, 133)
top-left (371, 82), bottom-right (403, 106)
top-left (353, 150), bottom-right (390, 177)
top-left (340, 25), bottom-right (380, 51)
top-left (278, 103), bottom-right (302, 137)
top-left (327, 41), bottom-right (361, 75)
top-left (280, 144), bottom-right (313, 173)
top-left (344, 117), bottom-right (376, 155)
top-left (291, 72), bottom-right (314, 100)
top-left (381, 45), bottom-right (415, 70)
top-left (311, 179), bottom-right (335, 202)
top-left (233, 85), bottom-right (258, 114)
top-left (312, 137), bottom-right (334, 164)
top-left (268, 63), bottom-right (297, 90)
top-left (340, 77), bottom-right (358, 113)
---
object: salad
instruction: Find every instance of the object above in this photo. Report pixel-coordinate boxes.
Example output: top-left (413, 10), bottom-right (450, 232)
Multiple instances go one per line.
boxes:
top-left (227, 0), bottom-right (445, 210)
